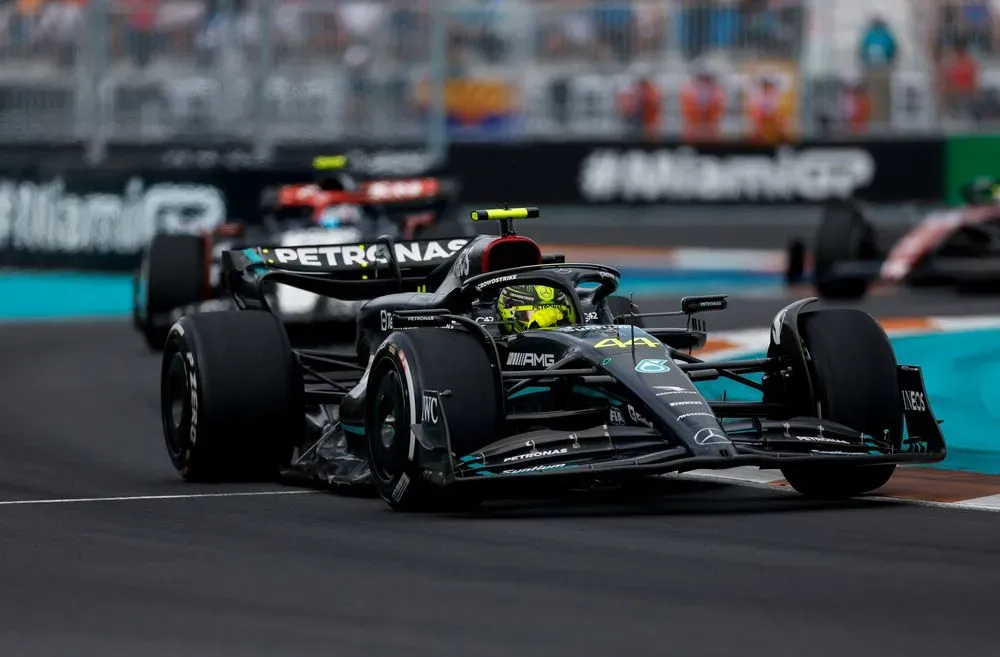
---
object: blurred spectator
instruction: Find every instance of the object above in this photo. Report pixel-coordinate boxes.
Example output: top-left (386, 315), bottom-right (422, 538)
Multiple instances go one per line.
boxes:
top-left (594, 0), bottom-right (635, 62)
top-left (122, 0), bottom-right (160, 69)
top-left (745, 75), bottom-right (792, 143)
top-left (680, 68), bottom-right (725, 142)
top-left (677, 0), bottom-right (740, 61)
top-left (617, 74), bottom-right (660, 140)
top-left (842, 79), bottom-right (872, 134)
top-left (940, 38), bottom-right (980, 119)
top-left (858, 15), bottom-right (898, 125)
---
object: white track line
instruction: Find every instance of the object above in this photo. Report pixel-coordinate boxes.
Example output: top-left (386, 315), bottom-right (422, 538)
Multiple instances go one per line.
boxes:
top-left (678, 471), bottom-right (1000, 514)
top-left (0, 490), bottom-right (318, 507)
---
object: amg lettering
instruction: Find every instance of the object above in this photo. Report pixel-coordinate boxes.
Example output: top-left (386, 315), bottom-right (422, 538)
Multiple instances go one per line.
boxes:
top-left (502, 448), bottom-right (568, 463)
top-left (506, 352), bottom-right (555, 368)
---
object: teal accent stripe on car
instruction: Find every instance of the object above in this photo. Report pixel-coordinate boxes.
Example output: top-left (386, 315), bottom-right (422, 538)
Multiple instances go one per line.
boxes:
top-left (508, 386), bottom-right (550, 399)
top-left (341, 423), bottom-right (365, 435)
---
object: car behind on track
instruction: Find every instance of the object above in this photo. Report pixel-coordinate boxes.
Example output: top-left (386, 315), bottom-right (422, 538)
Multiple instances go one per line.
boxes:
top-left (787, 177), bottom-right (1000, 299)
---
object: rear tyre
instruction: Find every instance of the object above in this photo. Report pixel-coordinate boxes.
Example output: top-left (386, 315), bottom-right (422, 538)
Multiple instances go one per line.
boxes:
top-left (160, 311), bottom-right (302, 482)
top-left (136, 234), bottom-right (207, 351)
top-left (780, 308), bottom-right (903, 498)
top-left (367, 328), bottom-right (498, 511)
top-left (813, 200), bottom-right (878, 300)
top-left (606, 295), bottom-right (644, 327)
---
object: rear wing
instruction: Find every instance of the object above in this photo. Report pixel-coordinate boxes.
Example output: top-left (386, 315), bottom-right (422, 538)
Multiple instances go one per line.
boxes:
top-left (221, 237), bottom-right (471, 302)
top-left (273, 178), bottom-right (458, 209)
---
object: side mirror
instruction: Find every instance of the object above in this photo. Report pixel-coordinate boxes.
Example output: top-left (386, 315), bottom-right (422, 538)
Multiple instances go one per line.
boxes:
top-left (681, 295), bottom-right (728, 314)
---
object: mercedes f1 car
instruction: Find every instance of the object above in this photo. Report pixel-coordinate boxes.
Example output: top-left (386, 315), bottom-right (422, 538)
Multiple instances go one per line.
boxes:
top-left (133, 155), bottom-right (465, 349)
top-left (159, 207), bottom-right (946, 511)
top-left (787, 177), bottom-right (1000, 299)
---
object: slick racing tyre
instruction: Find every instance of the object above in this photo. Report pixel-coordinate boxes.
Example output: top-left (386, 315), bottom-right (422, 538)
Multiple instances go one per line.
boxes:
top-left (366, 328), bottom-right (498, 512)
top-left (161, 311), bottom-right (302, 482)
top-left (137, 234), bottom-right (207, 351)
top-left (606, 295), bottom-right (644, 327)
top-left (813, 200), bottom-right (878, 300)
top-left (779, 308), bottom-right (903, 499)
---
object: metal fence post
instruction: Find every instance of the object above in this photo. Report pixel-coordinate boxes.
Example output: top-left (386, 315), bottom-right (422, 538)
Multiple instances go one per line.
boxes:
top-left (426, 0), bottom-right (448, 170)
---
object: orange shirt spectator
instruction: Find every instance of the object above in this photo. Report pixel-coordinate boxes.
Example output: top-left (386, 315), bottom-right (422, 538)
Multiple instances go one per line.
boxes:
top-left (125, 0), bottom-right (159, 31)
top-left (617, 77), bottom-right (661, 140)
top-left (844, 83), bottom-right (872, 134)
top-left (680, 72), bottom-right (725, 142)
top-left (18, 0), bottom-right (44, 17)
top-left (746, 77), bottom-right (792, 144)
top-left (944, 44), bottom-right (978, 97)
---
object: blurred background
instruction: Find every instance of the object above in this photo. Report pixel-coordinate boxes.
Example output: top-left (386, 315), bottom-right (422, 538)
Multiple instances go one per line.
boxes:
top-left (0, 0), bottom-right (998, 291)
top-left (0, 0), bottom-right (996, 143)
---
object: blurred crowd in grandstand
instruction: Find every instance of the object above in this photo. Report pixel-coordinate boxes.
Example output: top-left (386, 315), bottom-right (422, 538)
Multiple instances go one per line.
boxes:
top-left (2, 0), bottom-right (1000, 142)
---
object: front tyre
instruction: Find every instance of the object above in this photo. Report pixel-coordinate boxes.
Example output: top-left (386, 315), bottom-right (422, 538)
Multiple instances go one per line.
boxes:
top-left (161, 311), bottom-right (302, 482)
top-left (137, 234), bottom-right (207, 351)
top-left (366, 328), bottom-right (498, 511)
top-left (780, 308), bottom-right (903, 498)
top-left (813, 200), bottom-right (878, 300)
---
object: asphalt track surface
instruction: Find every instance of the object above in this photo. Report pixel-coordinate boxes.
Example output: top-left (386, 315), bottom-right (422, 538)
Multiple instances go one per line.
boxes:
top-left (3, 291), bottom-right (1000, 656)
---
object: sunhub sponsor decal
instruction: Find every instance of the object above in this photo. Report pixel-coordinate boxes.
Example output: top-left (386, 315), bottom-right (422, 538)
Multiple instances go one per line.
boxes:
top-left (271, 239), bottom-right (468, 268)
top-left (502, 448), bottom-right (568, 463)
top-left (578, 147), bottom-right (876, 202)
top-left (506, 352), bottom-right (555, 368)
top-left (501, 463), bottom-right (567, 475)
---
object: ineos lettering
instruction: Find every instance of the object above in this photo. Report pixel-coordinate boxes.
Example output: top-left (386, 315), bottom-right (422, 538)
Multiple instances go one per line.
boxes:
top-left (902, 390), bottom-right (927, 412)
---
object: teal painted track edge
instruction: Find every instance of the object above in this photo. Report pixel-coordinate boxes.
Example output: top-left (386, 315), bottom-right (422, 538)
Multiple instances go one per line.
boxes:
top-left (699, 329), bottom-right (1000, 475)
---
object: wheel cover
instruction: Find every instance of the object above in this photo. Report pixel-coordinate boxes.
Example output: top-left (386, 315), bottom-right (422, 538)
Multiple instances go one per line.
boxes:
top-left (370, 369), bottom-right (407, 485)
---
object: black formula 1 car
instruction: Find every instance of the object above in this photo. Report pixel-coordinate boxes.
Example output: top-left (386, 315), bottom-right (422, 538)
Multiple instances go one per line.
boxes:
top-left (133, 155), bottom-right (465, 349)
top-left (787, 177), bottom-right (1000, 299)
top-left (159, 207), bottom-right (946, 511)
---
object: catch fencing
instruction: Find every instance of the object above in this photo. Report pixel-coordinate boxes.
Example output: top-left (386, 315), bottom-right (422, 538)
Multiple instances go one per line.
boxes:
top-left (0, 0), bottom-right (998, 151)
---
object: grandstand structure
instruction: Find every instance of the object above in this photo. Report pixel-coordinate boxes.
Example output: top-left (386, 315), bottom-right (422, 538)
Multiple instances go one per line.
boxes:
top-left (0, 0), bottom-right (995, 147)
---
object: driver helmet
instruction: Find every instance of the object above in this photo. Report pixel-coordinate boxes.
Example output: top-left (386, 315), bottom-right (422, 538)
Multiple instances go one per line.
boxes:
top-left (316, 203), bottom-right (362, 228)
top-left (496, 285), bottom-right (575, 334)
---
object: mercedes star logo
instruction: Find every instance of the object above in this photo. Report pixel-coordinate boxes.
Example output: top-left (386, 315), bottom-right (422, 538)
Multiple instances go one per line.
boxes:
top-left (694, 427), bottom-right (730, 445)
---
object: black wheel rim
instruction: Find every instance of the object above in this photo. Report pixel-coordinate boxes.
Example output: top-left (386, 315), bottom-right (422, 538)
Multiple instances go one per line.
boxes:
top-left (369, 368), bottom-right (407, 485)
top-left (161, 352), bottom-right (190, 461)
